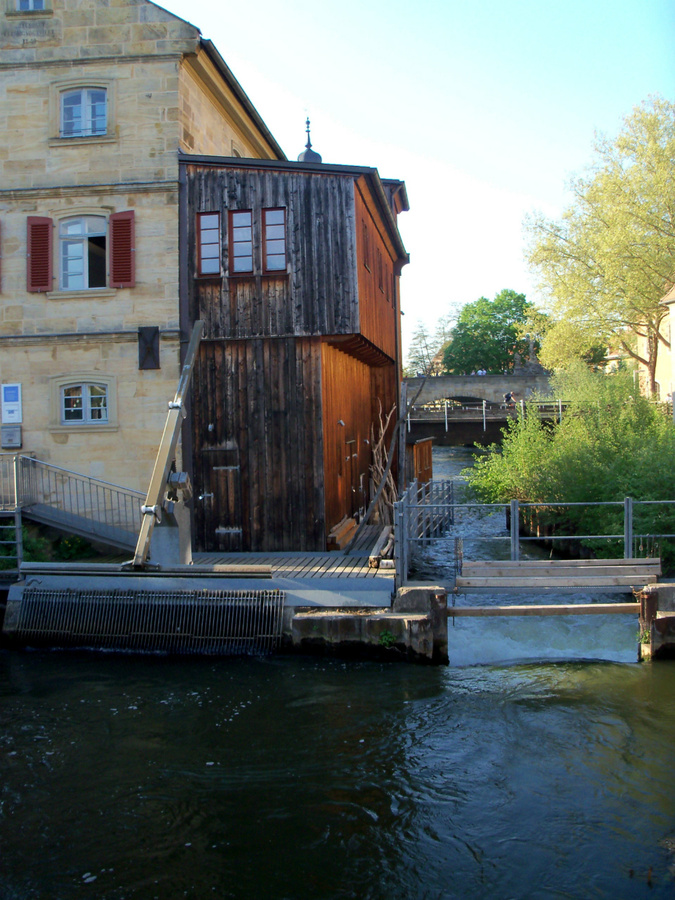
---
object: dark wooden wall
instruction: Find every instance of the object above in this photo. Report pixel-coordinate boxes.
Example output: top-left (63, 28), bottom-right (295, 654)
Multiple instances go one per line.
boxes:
top-left (185, 164), bottom-right (360, 338)
top-left (183, 160), bottom-right (404, 551)
top-left (191, 336), bottom-right (325, 552)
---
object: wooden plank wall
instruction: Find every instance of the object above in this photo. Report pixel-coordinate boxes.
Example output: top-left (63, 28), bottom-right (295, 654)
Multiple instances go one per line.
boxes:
top-left (185, 164), bottom-right (360, 338)
top-left (354, 180), bottom-right (399, 361)
top-left (192, 337), bottom-right (325, 552)
top-left (321, 342), bottom-right (373, 532)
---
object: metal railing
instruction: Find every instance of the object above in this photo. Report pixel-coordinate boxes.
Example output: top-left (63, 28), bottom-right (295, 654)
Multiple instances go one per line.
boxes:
top-left (0, 454), bottom-right (145, 547)
top-left (393, 480), bottom-right (454, 586)
top-left (393, 489), bottom-right (675, 585)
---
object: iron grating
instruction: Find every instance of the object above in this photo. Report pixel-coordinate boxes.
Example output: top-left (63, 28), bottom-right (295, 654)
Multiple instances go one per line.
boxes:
top-left (11, 587), bottom-right (285, 655)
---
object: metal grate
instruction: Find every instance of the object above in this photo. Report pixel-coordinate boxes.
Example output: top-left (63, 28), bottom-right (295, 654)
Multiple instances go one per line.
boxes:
top-left (12, 587), bottom-right (285, 655)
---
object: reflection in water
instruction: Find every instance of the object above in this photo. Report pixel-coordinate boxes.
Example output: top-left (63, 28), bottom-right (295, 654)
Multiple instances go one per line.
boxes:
top-left (2, 448), bottom-right (675, 899)
top-left (2, 652), bottom-right (675, 899)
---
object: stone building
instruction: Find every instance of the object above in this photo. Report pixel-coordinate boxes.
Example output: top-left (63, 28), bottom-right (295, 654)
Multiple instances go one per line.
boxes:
top-left (0, 0), bottom-right (284, 489)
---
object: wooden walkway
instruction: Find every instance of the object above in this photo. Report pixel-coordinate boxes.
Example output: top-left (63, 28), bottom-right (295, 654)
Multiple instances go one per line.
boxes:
top-left (193, 525), bottom-right (393, 581)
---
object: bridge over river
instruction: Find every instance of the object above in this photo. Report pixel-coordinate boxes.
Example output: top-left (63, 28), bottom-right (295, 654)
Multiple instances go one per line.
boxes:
top-left (403, 373), bottom-right (555, 445)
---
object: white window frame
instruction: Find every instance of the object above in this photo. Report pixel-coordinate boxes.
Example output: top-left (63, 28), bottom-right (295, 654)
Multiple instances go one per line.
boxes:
top-left (58, 215), bottom-right (107, 291)
top-left (60, 87), bottom-right (107, 139)
top-left (60, 382), bottom-right (108, 425)
top-left (49, 374), bottom-right (117, 433)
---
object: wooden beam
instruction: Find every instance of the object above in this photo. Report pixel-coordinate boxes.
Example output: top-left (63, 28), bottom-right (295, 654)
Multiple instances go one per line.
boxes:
top-left (448, 603), bottom-right (641, 617)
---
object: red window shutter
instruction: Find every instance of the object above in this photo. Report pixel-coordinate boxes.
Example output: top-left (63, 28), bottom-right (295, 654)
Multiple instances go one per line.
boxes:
top-left (110, 210), bottom-right (135, 288)
top-left (27, 216), bottom-right (53, 293)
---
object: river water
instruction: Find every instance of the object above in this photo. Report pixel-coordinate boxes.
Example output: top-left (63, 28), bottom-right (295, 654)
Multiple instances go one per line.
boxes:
top-left (2, 447), bottom-right (675, 899)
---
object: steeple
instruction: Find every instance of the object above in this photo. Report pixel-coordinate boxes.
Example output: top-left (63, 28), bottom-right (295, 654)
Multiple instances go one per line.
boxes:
top-left (297, 117), bottom-right (322, 163)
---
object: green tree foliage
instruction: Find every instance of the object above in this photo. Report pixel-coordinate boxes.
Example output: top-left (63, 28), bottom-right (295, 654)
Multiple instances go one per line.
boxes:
top-left (537, 320), bottom-right (608, 371)
top-left (467, 366), bottom-right (675, 561)
top-left (526, 96), bottom-right (675, 391)
top-left (442, 289), bottom-right (536, 374)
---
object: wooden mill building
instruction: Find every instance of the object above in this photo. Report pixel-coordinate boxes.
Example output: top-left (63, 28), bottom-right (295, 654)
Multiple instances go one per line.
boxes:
top-left (180, 153), bottom-right (409, 552)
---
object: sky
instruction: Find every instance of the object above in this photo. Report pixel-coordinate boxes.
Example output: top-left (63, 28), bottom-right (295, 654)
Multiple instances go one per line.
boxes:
top-left (160, 0), bottom-right (675, 360)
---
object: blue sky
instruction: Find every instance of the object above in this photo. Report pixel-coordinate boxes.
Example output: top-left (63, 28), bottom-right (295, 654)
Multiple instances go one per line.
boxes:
top-left (160, 0), bottom-right (675, 358)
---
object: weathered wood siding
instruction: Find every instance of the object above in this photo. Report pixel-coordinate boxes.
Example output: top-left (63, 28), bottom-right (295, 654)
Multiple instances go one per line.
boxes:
top-left (321, 342), bottom-right (373, 531)
top-left (185, 163), bottom-right (360, 338)
top-left (354, 179), bottom-right (399, 361)
top-left (192, 337), bottom-right (325, 552)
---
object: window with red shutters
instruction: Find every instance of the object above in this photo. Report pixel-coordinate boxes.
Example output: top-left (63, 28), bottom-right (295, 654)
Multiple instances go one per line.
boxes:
top-left (109, 210), bottom-right (135, 288)
top-left (27, 216), bottom-right (53, 293)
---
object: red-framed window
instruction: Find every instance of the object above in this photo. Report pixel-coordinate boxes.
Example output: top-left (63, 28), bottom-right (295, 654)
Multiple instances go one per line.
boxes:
top-left (229, 210), bottom-right (253, 274)
top-left (197, 212), bottom-right (221, 276)
top-left (263, 208), bottom-right (286, 273)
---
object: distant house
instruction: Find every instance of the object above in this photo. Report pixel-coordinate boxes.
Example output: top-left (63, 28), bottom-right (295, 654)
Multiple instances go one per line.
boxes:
top-left (182, 155), bottom-right (409, 551)
top-left (0, 0), bottom-right (409, 552)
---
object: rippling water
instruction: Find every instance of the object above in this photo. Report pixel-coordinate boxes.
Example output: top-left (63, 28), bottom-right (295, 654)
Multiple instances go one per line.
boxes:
top-left (2, 447), bottom-right (675, 899)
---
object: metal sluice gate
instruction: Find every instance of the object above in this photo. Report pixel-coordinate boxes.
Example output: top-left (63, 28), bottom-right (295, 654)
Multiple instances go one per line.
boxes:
top-left (3, 587), bottom-right (285, 655)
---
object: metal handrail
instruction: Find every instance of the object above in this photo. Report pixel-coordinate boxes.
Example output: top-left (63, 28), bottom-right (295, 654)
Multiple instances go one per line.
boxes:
top-left (17, 455), bottom-right (144, 538)
top-left (393, 486), bottom-right (675, 586)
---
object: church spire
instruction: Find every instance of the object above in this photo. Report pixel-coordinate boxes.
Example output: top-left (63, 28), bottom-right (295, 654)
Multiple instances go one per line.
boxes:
top-left (297, 117), bottom-right (322, 163)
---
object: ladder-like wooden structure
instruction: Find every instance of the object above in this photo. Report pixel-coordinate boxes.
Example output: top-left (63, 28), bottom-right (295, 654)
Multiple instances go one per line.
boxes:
top-left (450, 558), bottom-right (660, 617)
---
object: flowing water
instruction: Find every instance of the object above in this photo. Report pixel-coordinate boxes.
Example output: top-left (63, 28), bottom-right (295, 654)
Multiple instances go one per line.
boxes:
top-left (2, 447), bottom-right (675, 899)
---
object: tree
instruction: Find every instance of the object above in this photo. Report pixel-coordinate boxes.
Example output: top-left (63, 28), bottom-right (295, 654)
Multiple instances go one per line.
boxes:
top-left (525, 96), bottom-right (675, 393)
top-left (442, 289), bottom-right (535, 374)
top-left (537, 319), bottom-right (608, 371)
top-left (467, 366), bottom-right (675, 564)
top-left (404, 321), bottom-right (437, 375)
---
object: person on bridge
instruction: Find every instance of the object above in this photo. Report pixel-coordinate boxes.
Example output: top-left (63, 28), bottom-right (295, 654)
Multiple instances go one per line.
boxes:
top-left (504, 391), bottom-right (515, 407)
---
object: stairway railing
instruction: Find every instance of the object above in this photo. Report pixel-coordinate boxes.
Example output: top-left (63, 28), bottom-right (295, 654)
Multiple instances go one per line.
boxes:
top-left (0, 454), bottom-right (144, 547)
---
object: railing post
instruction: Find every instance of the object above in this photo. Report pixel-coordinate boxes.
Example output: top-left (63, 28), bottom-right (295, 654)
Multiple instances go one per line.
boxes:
top-left (624, 496), bottom-right (633, 558)
top-left (510, 498), bottom-right (520, 560)
top-left (482, 399), bottom-right (486, 432)
top-left (14, 507), bottom-right (23, 570)
top-left (558, 398), bottom-right (562, 423)
top-left (12, 454), bottom-right (20, 509)
top-left (444, 400), bottom-right (448, 432)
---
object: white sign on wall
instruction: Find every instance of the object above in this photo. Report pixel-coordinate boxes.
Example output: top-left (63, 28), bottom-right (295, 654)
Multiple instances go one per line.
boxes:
top-left (1, 383), bottom-right (22, 424)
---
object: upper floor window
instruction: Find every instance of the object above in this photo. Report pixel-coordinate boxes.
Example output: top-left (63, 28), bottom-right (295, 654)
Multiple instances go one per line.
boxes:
top-left (229, 210), bottom-right (253, 274)
top-left (197, 213), bottom-right (220, 276)
top-left (61, 382), bottom-right (108, 425)
top-left (60, 216), bottom-right (106, 290)
top-left (263, 208), bottom-right (286, 273)
top-left (60, 88), bottom-right (107, 138)
top-left (17, 0), bottom-right (44, 8)
top-left (27, 210), bottom-right (135, 293)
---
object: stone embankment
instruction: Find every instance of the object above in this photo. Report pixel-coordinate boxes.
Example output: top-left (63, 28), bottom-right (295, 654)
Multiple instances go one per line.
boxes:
top-left (285, 587), bottom-right (449, 665)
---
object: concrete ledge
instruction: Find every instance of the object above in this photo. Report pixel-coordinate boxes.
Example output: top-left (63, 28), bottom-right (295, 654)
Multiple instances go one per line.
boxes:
top-left (637, 584), bottom-right (675, 660)
top-left (288, 586), bottom-right (449, 664)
